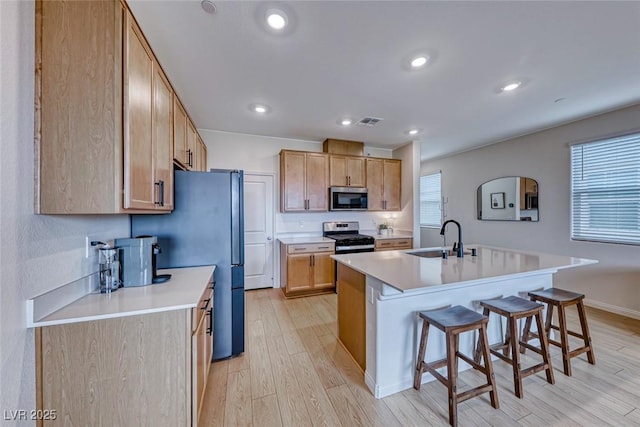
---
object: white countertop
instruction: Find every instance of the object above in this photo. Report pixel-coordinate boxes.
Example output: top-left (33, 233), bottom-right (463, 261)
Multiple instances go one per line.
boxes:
top-left (360, 230), bottom-right (414, 240)
top-left (278, 236), bottom-right (335, 245)
top-left (29, 266), bottom-right (215, 327)
top-left (332, 246), bottom-right (597, 293)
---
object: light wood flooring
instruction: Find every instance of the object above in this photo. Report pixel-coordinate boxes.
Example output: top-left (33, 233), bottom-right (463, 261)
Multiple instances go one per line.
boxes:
top-left (199, 289), bottom-right (640, 426)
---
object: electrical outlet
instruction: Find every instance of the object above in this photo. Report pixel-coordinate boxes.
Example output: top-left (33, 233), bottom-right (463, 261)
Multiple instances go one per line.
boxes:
top-left (85, 235), bottom-right (112, 258)
top-left (85, 236), bottom-right (92, 258)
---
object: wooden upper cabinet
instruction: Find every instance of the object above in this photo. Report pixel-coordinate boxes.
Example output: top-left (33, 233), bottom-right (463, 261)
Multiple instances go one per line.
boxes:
top-left (366, 158), bottom-right (401, 211)
top-left (123, 12), bottom-right (155, 210)
top-left (36, 0), bottom-right (175, 214)
top-left (173, 99), bottom-right (188, 168)
top-left (280, 151), bottom-right (328, 212)
top-left (280, 151), bottom-right (306, 211)
top-left (152, 66), bottom-right (174, 210)
top-left (329, 155), bottom-right (365, 187)
top-left (36, 0), bottom-right (122, 213)
top-left (186, 120), bottom-right (197, 170)
top-left (383, 159), bottom-right (401, 211)
top-left (366, 158), bottom-right (384, 210)
top-left (196, 136), bottom-right (207, 172)
top-left (306, 153), bottom-right (329, 211)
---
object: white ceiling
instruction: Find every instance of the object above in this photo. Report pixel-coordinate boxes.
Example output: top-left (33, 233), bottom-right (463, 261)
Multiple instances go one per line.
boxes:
top-left (127, 1), bottom-right (640, 161)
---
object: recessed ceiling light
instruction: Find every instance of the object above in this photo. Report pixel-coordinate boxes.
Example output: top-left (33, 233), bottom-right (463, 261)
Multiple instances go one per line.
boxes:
top-left (403, 49), bottom-right (437, 71)
top-left (200, 0), bottom-right (217, 14)
top-left (408, 129), bottom-right (419, 135)
top-left (501, 81), bottom-right (522, 92)
top-left (266, 10), bottom-right (287, 30)
top-left (249, 103), bottom-right (271, 114)
top-left (410, 56), bottom-right (428, 68)
top-left (340, 119), bottom-right (352, 126)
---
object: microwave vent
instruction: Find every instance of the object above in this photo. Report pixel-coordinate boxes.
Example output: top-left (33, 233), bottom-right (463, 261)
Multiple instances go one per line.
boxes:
top-left (357, 117), bottom-right (383, 127)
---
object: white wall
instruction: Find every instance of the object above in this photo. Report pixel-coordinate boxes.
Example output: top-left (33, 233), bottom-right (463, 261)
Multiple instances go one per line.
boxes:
top-left (392, 141), bottom-right (421, 246)
top-left (0, 2), bottom-right (130, 421)
top-left (421, 104), bottom-right (640, 318)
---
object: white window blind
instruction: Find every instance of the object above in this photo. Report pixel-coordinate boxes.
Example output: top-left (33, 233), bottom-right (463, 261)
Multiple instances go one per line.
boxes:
top-left (420, 172), bottom-right (442, 227)
top-left (570, 133), bottom-right (640, 245)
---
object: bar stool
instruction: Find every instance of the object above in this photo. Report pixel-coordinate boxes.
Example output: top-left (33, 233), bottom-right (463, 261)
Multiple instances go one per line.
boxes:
top-left (522, 288), bottom-right (595, 376)
top-left (414, 305), bottom-right (499, 426)
top-left (477, 296), bottom-right (555, 398)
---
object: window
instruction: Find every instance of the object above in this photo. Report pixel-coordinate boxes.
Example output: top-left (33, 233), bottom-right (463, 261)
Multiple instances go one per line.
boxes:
top-left (570, 132), bottom-right (640, 245)
top-left (420, 172), bottom-right (442, 228)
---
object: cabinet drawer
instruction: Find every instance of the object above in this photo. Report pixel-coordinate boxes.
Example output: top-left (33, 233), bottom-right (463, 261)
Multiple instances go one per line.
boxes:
top-left (375, 238), bottom-right (413, 251)
top-left (287, 242), bottom-right (335, 254)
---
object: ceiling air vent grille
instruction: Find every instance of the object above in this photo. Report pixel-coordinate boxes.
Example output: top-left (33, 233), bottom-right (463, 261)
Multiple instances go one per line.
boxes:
top-left (357, 117), bottom-right (384, 127)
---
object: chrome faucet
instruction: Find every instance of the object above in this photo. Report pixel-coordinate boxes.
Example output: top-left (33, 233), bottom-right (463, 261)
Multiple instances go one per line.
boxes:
top-left (440, 219), bottom-right (464, 258)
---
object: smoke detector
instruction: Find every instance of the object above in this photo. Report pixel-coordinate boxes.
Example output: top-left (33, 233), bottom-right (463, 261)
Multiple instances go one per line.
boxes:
top-left (357, 117), bottom-right (384, 127)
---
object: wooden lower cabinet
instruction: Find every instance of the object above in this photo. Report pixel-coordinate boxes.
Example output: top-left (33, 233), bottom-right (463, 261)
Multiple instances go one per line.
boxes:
top-left (280, 242), bottom-right (335, 297)
top-left (36, 282), bottom-right (214, 426)
top-left (374, 237), bottom-right (413, 251)
top-left (336, 264), bottom-right (366, 371)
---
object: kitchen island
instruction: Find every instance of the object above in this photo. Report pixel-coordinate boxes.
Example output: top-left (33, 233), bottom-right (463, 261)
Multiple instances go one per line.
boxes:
top-left (332, 246), bottom-right (596, 398)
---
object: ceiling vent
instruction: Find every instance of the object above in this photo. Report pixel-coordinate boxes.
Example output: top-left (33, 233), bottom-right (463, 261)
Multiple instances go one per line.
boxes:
top-left (357, 117), bottom-right (384, 127)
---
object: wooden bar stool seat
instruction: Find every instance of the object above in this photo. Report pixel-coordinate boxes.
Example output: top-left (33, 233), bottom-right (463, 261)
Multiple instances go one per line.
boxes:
top-left (522, 288), bottom-right (595, 376)
top-left (414, 305), bottom-right (499, 426)
top-left (478, 296), bottom-right (555, 398)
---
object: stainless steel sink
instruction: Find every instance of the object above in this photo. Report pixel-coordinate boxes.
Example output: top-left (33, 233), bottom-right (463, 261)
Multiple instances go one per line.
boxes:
top-left (408, 250), bottom-right (472, 258)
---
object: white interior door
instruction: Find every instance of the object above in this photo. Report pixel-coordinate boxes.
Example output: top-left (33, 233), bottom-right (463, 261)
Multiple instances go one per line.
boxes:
top-left (244, 174), bottom-right (274, 290)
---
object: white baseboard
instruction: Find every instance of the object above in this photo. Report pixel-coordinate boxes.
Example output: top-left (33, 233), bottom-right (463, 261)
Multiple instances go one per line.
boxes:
top-left (584, 298), bottom-right (640, 320)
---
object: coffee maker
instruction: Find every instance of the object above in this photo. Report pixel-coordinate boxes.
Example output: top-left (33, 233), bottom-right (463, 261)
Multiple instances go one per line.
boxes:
top-left (115, 236), bottom-right (171, 287)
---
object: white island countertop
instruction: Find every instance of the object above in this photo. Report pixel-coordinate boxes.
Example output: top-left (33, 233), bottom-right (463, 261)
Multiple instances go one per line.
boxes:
top-left (332, 245), bottom-right (596, 294)
top-left (28, 265), bottom-right (215, 327)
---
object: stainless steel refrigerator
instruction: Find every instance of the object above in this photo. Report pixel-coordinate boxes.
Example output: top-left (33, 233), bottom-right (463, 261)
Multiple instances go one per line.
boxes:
top-left (131, 169), bottom-right (245, 360)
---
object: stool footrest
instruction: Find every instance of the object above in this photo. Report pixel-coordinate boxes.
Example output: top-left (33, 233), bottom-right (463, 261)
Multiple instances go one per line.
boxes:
top-left (457, 384), bottom-right (496, 403)
top-left (489, 349), bottom-right (513, 366)
top-left (457, 352), bottom-right (485, 371)
top-left (521, 363), bottom-right (551, 378)
top-left (519, 341), bottom-right (544, 355)
top-left (568, 346), bottom-right (592, 358)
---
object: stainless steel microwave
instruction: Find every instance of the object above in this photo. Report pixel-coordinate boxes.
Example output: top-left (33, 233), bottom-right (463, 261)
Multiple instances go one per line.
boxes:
top-left (329, 187), bottom-right (368, 211)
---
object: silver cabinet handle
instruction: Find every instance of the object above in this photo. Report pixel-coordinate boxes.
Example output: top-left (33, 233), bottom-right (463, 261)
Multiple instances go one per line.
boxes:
top-left (294, 247), bottom-right (307, 251)
top-left (267, 236), bottom-right (273, 241)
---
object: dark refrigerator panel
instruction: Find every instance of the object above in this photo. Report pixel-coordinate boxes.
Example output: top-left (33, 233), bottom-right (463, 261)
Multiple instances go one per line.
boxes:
top-left (131, 170), bottom-right (244, 360)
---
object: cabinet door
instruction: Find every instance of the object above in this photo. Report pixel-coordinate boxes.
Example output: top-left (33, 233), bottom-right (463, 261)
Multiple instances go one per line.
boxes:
top-left (305, 153), bottom-right (329, 211)
top-left (347, 157), bottom-right (366, 187)
top-left (280, 151), bottom-right (306, 211)
top-left (186, 120), bottom-right (197, 170)
top-left (286, 254), bottom-right (312, 292)
top-left (173, 99), bottom-right (188, 167)
top-left (123, 13), bottom-right (155, 210)
top-left (152, 66), bottom-right (173, 210)
top-left (192, 314), bottom-right (206, 424)
top-left (383, 160), bottom-right (402, 211)
top-left (312, 253), bottom-right (335, 289)
top-left (366, 158), bottom-right (384, 210)
top-left (197, 136), bottom-right (208, 172)
top-left (329, 156), bottom-right (348, 186)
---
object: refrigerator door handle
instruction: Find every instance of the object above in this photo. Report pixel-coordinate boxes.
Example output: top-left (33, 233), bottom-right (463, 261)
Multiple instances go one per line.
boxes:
top-left (231, 170), bottom-right (244, 266)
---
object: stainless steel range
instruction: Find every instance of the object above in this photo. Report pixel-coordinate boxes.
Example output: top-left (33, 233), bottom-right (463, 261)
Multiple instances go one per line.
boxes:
top-left (323, 221), bottom-right (375, 254)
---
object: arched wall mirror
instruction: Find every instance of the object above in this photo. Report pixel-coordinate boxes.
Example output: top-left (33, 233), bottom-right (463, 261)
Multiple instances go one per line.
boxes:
top-left (477, 176), bottom-right (539, 221)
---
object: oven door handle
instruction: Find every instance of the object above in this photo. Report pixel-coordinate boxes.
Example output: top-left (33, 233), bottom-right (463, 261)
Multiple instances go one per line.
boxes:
top-left (335, 244), bottom-right (375, 252)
